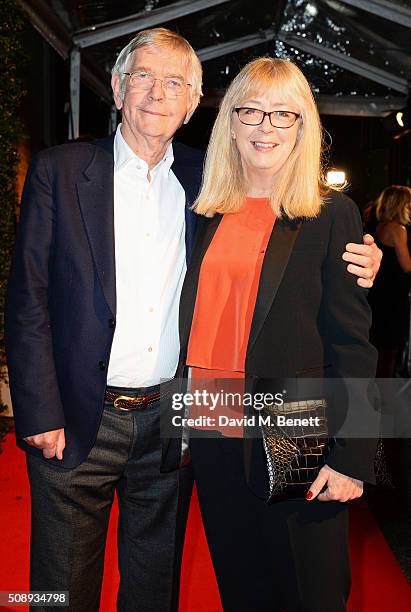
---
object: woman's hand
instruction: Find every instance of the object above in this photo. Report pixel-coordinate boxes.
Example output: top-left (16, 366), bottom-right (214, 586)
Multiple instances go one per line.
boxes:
top-left (306, 464), bottom-right (363, 502)
top-left (343, 234), bottom-right (382, 288)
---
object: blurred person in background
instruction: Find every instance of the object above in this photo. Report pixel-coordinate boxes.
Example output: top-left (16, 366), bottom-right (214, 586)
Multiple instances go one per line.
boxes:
top-left (368, 185), bottom-right (411, 377)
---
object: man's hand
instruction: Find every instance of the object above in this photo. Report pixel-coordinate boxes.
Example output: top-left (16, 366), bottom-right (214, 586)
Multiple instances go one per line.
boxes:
top-left (306, 464), bottom-right (363, 503)
top-left (343, 234), bottom-right (382, 288)
top-left (23, 428), bottom-right (66, 460)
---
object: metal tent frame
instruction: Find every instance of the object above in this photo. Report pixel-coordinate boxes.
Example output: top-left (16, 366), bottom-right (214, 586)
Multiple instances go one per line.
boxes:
top-left (18, 0), bottom-right (411, 139)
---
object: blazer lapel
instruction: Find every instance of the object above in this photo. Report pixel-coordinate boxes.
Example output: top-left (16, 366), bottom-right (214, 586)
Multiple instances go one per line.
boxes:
top-left (76, 137), bottom-right (116, 317)
top-left (171, 145), bottom-right (203, 264)
top-left (247, 218), bottom-right (301, 357)
top-left (179, 214), bottom-right (223, 361)
top-left (184, 207), bottom-right (198, 264)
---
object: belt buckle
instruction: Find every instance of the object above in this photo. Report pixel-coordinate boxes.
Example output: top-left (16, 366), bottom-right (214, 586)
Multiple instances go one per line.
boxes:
top-left (113, 394), bottom-right (144, 411)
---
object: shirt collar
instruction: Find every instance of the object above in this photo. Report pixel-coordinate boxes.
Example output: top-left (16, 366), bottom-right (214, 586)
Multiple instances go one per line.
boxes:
top-left (114, 124), bottom-right (174, 174)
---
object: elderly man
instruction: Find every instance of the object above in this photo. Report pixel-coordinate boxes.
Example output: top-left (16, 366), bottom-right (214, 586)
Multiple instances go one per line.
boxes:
top-left (6, 27), bottom-right (380, 612)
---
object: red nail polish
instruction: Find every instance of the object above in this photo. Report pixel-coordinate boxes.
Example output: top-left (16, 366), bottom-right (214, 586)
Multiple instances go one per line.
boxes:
top-left (306, 491), bottom-right (313, 500)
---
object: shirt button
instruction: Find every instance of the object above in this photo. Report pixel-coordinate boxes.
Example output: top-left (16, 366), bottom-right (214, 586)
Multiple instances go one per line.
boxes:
top-left (149, 307), bottom-right (154, 313)
top-left (98, 360), bottom-right (106, 370)
top-left (148, 347), bottom-right (153, 353)
top-left (145, 232), bottom-right (150, 238)
top-left (108, 318), bottom-right (115, 328)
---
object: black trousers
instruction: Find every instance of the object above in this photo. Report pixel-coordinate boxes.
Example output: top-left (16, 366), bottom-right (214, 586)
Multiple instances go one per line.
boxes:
top-left (190, 437), bottom-right (350, 612)
top-left (26, 393), bottom-right (193, 612)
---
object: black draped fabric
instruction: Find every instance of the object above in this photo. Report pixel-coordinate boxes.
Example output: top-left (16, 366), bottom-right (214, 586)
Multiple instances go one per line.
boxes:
top-left (368, 241), bottom-right (411, 350)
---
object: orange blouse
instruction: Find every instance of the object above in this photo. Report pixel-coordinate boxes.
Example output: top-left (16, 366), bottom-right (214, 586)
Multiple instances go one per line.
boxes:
top-left (187, 197), bottom-right (275, 374)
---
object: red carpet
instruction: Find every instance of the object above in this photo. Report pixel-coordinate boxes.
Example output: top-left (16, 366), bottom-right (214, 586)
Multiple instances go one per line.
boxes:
top-left (1, 432), bottom-right (410, 611)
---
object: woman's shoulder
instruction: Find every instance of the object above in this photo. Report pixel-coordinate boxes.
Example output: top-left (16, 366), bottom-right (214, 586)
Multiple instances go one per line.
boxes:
top-left (377, 220), bottom-right (406, 240)
top-left (192, 211), bottom-right (222, 237)
top-left (384, 220), bottom-right (407, 233)
top-left (299, 190), bottom-right (363, 241)
top-left (314, 190), bottom-right (363, 233)
top-left (321, 190), bottom-right (360, 218)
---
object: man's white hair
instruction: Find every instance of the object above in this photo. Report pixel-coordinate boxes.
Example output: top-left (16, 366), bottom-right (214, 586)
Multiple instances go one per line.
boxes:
top-left (111, 27), bottom-right (203, 100)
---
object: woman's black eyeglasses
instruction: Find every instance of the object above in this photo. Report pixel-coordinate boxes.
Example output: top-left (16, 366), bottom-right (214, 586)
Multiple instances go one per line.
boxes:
top-left (234, 107), bottom-right (301, 129)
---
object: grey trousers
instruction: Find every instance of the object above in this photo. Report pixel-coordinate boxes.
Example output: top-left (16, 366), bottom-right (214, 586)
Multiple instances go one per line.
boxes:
top-left (26, 397), bottom-right (193, 612)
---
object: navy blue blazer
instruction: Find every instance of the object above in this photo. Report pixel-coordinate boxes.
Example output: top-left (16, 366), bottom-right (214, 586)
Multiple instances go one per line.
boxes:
top-left (5, 134), bottom-right (204, 468)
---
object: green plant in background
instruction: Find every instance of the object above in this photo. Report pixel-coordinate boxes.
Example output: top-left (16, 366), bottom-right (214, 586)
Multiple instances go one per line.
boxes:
top-left (0, 0), bottom-right (26, 444)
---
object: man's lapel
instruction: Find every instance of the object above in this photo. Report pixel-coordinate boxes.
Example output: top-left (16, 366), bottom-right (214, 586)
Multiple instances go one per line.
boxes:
top-left (171, 143), bottom-right (204, 263)
top-left (246, 218), bottom-right (301, 357)
top-left (76, 135), bottom-right (116, 317)
top-left (179, 214), bottom-right (222, 358)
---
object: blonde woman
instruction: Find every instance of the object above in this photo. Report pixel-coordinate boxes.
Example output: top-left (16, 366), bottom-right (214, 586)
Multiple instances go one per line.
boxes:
top-left (368, 185), bottom-right (411, 376)
top-left (172, 58), bottom-right (378, 611)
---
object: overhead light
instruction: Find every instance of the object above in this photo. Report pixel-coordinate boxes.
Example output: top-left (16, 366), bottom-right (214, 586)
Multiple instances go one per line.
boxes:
top-left (383, 107), bottom-right (410, 135)
top-left (326, 170), bottom-right (346, 186)
top-left (396, 111), bottom-right (404, 128)
top-left (305, 3), bottom-right (318, 17)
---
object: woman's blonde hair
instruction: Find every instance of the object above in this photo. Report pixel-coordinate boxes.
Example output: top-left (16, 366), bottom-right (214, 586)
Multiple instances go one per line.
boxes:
top-left (194, 57), bottom-right (329, 219)
top-left (376, 185), bottom-right (411, 225)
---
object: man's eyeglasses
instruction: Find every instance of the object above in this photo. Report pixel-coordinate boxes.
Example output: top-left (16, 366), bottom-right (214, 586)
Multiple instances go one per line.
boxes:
top-left (234, 107), bottom-right (301, 129)
top-left (123, 70), bottom-right (191, 97)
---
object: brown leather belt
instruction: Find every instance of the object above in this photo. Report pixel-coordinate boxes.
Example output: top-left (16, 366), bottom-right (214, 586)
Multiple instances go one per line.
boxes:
top-left (105, 389), bottom-right (161, 411)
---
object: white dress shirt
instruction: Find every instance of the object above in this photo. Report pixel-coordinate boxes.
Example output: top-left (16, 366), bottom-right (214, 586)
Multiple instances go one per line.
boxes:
top-left (107, 124), bottom-right (187, 387)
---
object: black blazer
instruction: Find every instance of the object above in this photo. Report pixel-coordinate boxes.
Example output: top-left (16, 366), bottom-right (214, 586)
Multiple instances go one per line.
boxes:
top-left (162, 191), bottom-right (378, 491)
top-left (5, 134), bottom-right (204, 468)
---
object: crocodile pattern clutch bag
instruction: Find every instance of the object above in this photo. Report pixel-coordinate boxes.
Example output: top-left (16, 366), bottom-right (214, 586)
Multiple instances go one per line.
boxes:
top-left (261, 399), bottom-right (332, 502)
